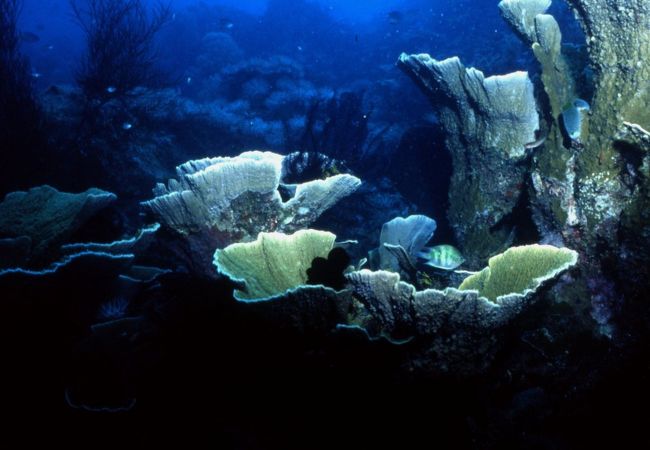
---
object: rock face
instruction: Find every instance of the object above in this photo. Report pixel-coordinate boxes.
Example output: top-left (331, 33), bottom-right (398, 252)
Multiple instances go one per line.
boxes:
top-left (397, 54), bottom-right (539, 264)
top-left (564, 0), bottom-right (650, 255)
top-left (143, 150), bottom-right (361, 277)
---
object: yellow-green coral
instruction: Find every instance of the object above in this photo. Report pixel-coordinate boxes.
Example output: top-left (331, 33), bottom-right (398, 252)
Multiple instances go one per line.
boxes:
top-left (458, 244), bottom-right (578, 302)
top-left (213, 229), bottom-right (336, 301)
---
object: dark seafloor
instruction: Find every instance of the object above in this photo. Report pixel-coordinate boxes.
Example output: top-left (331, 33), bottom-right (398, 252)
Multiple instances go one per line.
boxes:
top-left (1, 0), bottom-right (649, 448)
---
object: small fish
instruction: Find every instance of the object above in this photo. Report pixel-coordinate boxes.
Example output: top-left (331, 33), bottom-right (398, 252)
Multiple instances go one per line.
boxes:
top-left (46, 44), bottom-right (54, 50)
top-left (297, 45), bottom-right (303, 51)
top-left (220, 18), bottom-right (234, 30)
top-left (30, 72), bottom-right (42, 79)
top-left (19, 31), bottom-right (40, 43)
top-left (122, 122), bottom-right (133, 130)
top-left (561, 98), bottom-right (590, 141)
top-left (524, 134), bottom-right (547, 149)
top-left (418, 244), bottom-right (465, 270)
top-left (106, 86), bottom-right (117, 93)
top-left (186, 76), bottom-right (192, 85)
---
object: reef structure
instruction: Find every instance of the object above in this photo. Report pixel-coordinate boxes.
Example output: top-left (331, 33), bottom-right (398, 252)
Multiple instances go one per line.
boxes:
top-left (214, 228), bottom-right (578, 375)
top-left (143, 150), bottom-right (361, 277)
top-left (397, 54), bottom-right (540, 264)
top-left (499, 0), bottom-right (650, 332)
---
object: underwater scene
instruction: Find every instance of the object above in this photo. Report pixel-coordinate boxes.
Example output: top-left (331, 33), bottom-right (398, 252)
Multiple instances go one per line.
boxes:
top-left (1, 0), bottom-right (649, 447)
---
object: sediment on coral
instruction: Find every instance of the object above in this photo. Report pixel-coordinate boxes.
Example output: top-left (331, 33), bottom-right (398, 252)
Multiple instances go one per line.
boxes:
top-left (397, 54), bottom-right (539, 264)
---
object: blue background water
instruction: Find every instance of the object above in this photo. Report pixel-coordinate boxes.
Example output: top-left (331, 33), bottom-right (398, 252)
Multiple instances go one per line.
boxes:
top-left (17, 0), bottom-right (581, 89)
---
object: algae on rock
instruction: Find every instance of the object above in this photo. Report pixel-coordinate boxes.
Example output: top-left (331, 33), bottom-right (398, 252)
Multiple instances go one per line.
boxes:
top-left (563, 0), bottom-right (649, 233)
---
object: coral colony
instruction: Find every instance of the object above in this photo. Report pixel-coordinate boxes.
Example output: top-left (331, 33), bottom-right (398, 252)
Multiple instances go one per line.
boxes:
top-left (0, 0), bottom-right (649, 446)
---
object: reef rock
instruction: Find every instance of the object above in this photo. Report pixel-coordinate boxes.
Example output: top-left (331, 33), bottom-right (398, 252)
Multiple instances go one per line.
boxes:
top-left (397, 54), bottom-right (539, 264)
top-left (499, 0), bottom-right (649, 334)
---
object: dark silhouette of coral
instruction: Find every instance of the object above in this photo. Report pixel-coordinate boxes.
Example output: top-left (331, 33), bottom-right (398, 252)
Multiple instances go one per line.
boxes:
top-left (70, 0), bottom-right (172, 102)
top-left (300, 91), bottom-right (369, 171)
